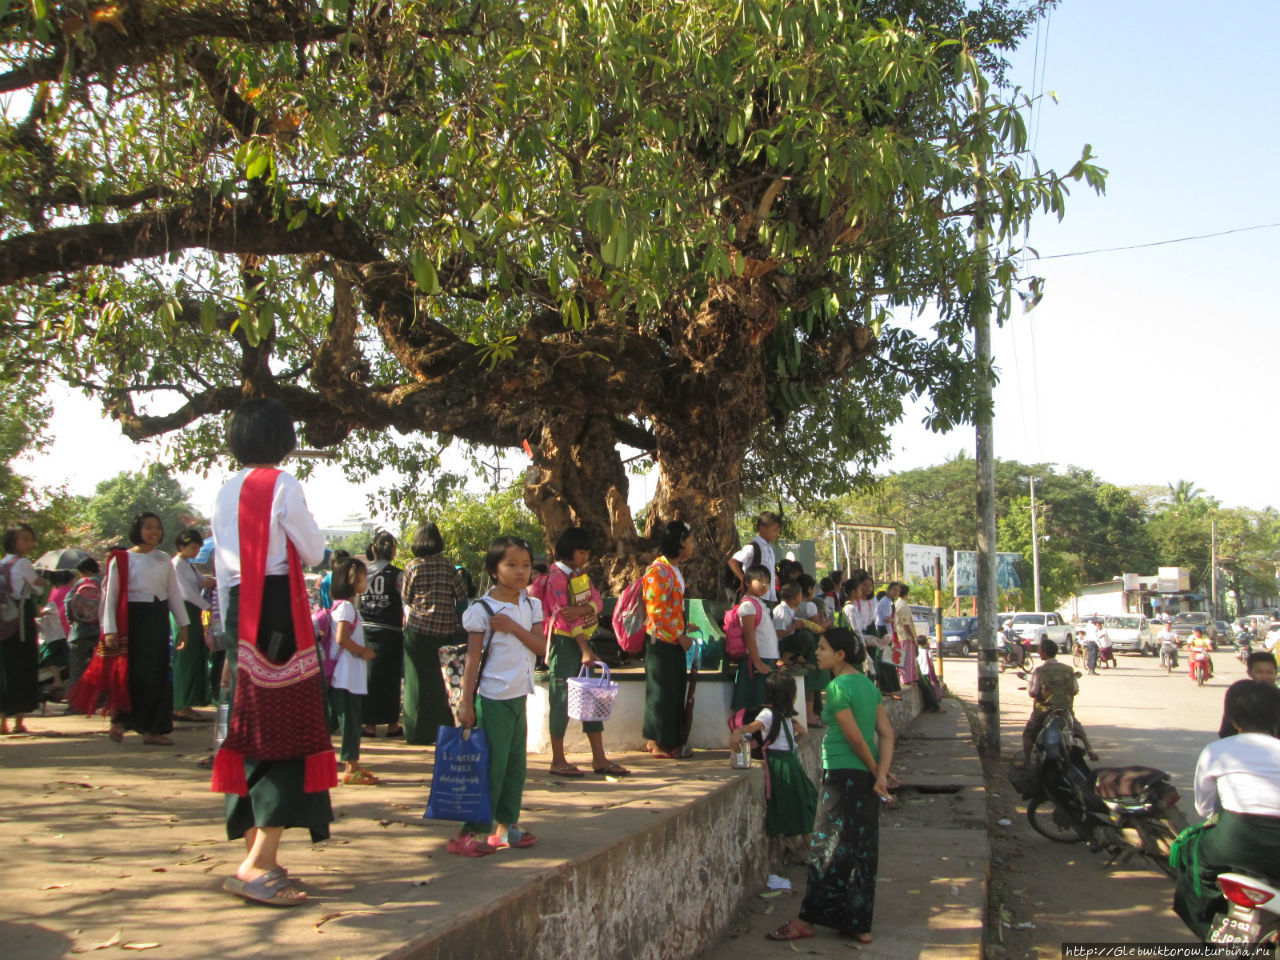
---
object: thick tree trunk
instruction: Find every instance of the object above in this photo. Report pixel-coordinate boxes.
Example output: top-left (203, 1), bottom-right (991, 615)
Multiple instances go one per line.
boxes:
top-left (522, 414), bottom-right (648, 592)
top-left (647, 401), bottom-right (755, 601)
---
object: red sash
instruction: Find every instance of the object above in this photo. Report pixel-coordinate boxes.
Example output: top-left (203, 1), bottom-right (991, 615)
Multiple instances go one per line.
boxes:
top-left (210, 468), bottom-right (337, 796)
top-left (66, 550), bottom-right (132, 716)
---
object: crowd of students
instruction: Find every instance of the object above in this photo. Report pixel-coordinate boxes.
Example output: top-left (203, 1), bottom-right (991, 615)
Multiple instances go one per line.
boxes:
top-left (3, 410), bottom-right (919, 936)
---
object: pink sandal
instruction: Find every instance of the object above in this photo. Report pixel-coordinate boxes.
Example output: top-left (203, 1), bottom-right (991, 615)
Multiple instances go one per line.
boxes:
top-left (447, 835), bottom-right (495, 858)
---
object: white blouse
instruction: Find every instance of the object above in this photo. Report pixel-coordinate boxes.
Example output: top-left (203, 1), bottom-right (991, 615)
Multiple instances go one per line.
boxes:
top-left (1195, 733), bottom-right (1280, 818)
top-left (172, 556), bottom-right (212, 611)
top-left (100, 550), bottom-right (190, 634)
top-left (2, 555), bottom-right (38, 599)
top-left (211, 469), bottom-right (326, 618)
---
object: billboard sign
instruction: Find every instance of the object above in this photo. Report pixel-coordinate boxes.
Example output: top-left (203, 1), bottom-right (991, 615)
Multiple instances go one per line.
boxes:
top-left (953, 550), bottom-right (978, 598)
top-left (903, 543), bottom-right (947, 583)
top-left (996, 552), bottom-right (1023, 591)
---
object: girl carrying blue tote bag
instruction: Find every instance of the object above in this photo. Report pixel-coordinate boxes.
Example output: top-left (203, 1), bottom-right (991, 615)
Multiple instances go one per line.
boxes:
top-left (424, 726), bottom-right (492, 824)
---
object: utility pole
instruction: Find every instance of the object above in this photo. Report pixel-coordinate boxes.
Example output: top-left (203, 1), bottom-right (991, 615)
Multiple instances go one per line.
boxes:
top-left (1030, 477), bottom-right (1042, 612)
top-left (973, 94), bottom-right (999, 753)
top-left (1210, 516), bottom-right (1218, 619)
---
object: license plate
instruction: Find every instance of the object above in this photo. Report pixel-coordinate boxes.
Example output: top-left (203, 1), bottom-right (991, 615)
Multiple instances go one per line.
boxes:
top-left (1208, 909), bottom-right (1262, 945)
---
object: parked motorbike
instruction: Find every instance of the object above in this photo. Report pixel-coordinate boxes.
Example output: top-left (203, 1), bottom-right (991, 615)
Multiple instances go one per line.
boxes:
top-left (1190, 649), bottom-right (1212, 686)
top-left (1012, 708), bottom-right (1186, 877)
top-left (1206, 870), bottom-right (1280, 952)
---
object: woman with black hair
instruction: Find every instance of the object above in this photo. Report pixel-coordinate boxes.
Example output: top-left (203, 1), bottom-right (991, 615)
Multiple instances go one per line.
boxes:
top-left (400, 521), bottom-right (467, 745)
top-left (101, 512), bottom-right (190, 745)
top-left (1, 523), bottom-right (44, 734)
top-left (641, 520), bottom-right (697, 759)
top-left (210, 397), bottom-right (333, 906)
top-left (360, 531), bottom-right (404, 738)
top-left (172, 527), bottom-right (214, 721)
top-left (770, 627), bottom-right (896, 944)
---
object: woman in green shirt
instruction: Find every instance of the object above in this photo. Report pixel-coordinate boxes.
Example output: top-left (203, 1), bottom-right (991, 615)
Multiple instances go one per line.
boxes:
top-left (769, 627), bottom-right (896, 944)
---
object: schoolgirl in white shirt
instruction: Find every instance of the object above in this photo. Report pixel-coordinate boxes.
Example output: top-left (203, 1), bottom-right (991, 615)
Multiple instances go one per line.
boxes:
top-left (451, 536), bottom-right (546, 857)
top-left (329, 557), bottom-right (378, 786)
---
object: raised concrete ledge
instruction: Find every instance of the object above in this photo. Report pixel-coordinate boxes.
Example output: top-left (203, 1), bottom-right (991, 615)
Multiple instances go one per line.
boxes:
top-left (387, 683), bottom-right (924, 960)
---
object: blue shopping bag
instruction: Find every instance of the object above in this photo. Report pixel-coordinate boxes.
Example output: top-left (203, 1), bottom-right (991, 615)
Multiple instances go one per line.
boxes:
top-left (424, 725), bottom-right (492, 823)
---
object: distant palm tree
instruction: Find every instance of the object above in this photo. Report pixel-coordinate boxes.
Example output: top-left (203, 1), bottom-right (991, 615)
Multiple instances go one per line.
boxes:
top-left (1166, 479), bottom-right (1203, 507)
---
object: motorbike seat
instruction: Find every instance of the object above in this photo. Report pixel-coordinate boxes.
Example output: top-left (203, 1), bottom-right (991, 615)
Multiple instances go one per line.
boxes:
top-left (1091, 765), bottom-right (1169, 799)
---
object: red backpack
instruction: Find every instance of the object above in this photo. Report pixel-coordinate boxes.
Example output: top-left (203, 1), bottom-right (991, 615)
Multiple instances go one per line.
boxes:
top-left (611, 577), bottom-right (648, 654)
top-left (723, 596), bottom-right (764, 661)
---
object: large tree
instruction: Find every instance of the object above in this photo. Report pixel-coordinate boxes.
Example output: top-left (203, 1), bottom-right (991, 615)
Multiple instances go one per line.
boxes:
top-left (0, 0), bottom-right (1101, 593)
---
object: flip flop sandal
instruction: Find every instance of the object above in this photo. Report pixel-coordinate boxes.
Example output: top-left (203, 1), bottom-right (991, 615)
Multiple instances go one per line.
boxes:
top-left (223, 867), bottom-right (305, 907)
top-left (507, 827), bottom-right (537, 849)
top-left (593, 762), bottom-right (631, 776)
top-left (341, 769), bottom-right (379, 785)
top-left (766, 921), bottom-right (813, 941)
top-left (108, 728), bottom-right (124, 743)
top-left (447, 835), bottom-right (495, 858)
top-left (549, 764), bottom-right (585, 777)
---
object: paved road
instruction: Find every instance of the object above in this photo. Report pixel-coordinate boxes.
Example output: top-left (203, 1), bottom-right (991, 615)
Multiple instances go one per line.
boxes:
top-left (942, 644), bottom-right (1252, 958)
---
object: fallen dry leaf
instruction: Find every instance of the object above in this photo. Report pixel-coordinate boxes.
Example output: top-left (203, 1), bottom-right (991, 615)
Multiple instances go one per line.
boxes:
top-left (122, 944), bottom-right (161, 951)
top-left (40, 883), bottom-right (71, 890)
top-left (314, 910), bottom-right (377, 931)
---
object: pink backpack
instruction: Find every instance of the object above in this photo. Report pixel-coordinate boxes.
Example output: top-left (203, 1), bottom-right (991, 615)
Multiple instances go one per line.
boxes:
top-left (611, 577), bottom-right (648, 654)
top-left (312, 604), bottom-right (339, 685)
top-left (723, 596), bottom-right (764, 661)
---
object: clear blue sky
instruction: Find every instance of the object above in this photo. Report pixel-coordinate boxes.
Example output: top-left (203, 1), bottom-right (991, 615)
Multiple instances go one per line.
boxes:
top-left (24, 0), bottom-right (1280, 522)
top-left (886, 0), bottom-right (1280, 510)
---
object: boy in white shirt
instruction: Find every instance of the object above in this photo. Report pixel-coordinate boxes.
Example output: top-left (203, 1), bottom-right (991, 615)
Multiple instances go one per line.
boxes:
top-left (773, 580), bottom-right (805, 664)
top-left (728, 512), bottom-right (782, 601)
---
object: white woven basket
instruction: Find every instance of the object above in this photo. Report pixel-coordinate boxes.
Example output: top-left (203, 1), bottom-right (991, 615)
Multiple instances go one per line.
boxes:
top-left (566, 661), bottom-right (620, 722)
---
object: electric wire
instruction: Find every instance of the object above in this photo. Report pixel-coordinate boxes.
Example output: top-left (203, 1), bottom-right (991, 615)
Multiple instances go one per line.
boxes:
top-left (1036, 221), bottom-right (1280, 261)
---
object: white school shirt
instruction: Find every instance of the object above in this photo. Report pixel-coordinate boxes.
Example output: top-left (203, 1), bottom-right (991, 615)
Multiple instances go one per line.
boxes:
top-left (732, 536), bottom-right (777, 602)
top-left (172, 556), bottom-right (212, 611)
top-left (1096, 628), bottom-right (1113, 650)
top-left (100, 550), bottom-right (189, 635)
top-left (739, 596), bottom-right (780, 659)
top-left (798, 600), bottom-right (820, 622)
top-left (2, 555), bottom-right (38, 599)
top-left (1195, 732), bottom-right (1280, 818)
top-left (754, 707), bottom-right (796, 752)
top-left (772, 602), bottom-right (797, 634)
top-left (461, 591), bottom-right (543, 701)
top-left (211, 469), bottom-right (327, 619)
top-left (875, 595), bottom-right (893, 630)
top-left (329, 599), bottom-right (368, 695)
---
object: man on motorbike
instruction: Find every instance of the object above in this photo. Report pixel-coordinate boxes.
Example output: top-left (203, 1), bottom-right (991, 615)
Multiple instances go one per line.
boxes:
top-left (1022, 638), bottom-right (1099, 765)
top-left (1187, 627), bottom-right (1214, 680)
top-left (1174, 680), bottom-right (1280, 940)
top-left (1158, 621), bottom-right (1179, 672)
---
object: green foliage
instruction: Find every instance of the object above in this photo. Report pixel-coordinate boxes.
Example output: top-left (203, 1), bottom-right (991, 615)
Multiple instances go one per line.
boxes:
top-left (786, 456), bottom-right (1158, 604)
top-left (423, 483), bottom-right (544, 581)
top-left (0, 0), bottom-right (1102, 551)
top-left (0, 381), bottom-right (86, 546)
top-left (83, 464), bottom-right (204, 550)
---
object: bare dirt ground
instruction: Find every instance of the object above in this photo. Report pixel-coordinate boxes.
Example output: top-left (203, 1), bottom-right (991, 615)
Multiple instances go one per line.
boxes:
top-left (943, 646), bottom-right (1249, 959)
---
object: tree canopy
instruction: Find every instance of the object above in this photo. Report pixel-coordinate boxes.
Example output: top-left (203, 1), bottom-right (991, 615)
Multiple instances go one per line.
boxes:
top-left (82, 464), bottom-right (204, 550)
top-left (1, 0), bottom-right (1103, 593)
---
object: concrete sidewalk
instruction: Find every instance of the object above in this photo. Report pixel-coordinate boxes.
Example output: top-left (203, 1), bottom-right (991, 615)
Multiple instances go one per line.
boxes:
top-left (0, 686), bottom-right (970, 960)
top-left (0, 710), bottom-right (750, 960)
top-left (698, 697), bottom-right (990, 960)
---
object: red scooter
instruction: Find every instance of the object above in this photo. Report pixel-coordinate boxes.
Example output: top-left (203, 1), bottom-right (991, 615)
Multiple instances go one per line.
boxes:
top-left (1189, 649), bottom-right (1211, 687)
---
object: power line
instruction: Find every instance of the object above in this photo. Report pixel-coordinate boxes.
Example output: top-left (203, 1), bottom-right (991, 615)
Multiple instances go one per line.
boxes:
top-left (1037, 221), bottom-right (1280, 261)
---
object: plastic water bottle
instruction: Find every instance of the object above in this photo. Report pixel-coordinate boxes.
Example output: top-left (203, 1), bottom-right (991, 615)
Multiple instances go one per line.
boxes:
top-left (731, 734), bottom-right (752, 769)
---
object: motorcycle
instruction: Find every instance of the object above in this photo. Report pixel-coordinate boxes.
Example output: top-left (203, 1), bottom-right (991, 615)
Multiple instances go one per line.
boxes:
top-left (1207, 870), bottom-right (1280, 952)
top-left (999, 631), bottom-right (1027, 672)
top-left (1237, 638), bottom-right (1254, 666)
top-left (1160, 643), bottom-right (1179, 675)
top-left (1013, 708), bottom-right (1187, 877)
top-left (1190, 649), bottom-right (1212, 686)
